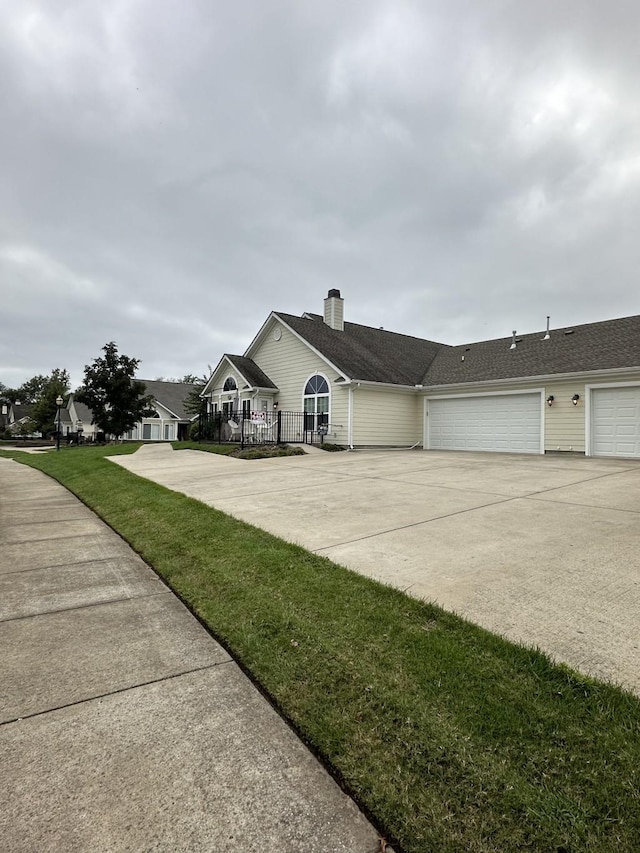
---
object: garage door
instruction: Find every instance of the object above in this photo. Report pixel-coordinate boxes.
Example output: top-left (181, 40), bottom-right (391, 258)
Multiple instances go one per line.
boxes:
top-left (591, 386), bottom-right (640, 458)
top-left (428, 394), bottom-right (542, 454)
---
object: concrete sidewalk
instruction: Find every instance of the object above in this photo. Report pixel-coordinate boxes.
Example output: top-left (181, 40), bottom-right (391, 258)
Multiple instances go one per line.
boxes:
top-left (0, 458), bottom-right (382, 852)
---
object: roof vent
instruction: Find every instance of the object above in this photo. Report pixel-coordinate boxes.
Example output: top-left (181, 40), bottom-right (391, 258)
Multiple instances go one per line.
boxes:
top-left (564, 329), bottom-right (574, 335)
top-left (510, 330), bottom-right (517, 350)
top-left (543, 315), bottom-right (550, 340)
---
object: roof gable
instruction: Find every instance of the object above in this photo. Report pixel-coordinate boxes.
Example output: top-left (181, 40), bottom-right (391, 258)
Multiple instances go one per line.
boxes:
top-left (140, 380), bottom-right (197, 420)
top-left (203, 354), bottom-right (277, 395)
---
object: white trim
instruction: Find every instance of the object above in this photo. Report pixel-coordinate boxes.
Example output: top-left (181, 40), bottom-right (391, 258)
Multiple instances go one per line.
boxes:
top-left (424, 389), bottom-right (545, 454)
top-left (340, 378), bottom-right (419, 392)
top-left (302, 371), bottom-right (331, 429)
top-left (585, 380), bottom-right (640, 457)
top-left (347, 384), bottom-right (356, 449)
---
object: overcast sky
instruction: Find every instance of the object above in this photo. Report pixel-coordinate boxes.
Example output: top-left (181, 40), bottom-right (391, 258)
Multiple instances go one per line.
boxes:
top-left (2, 1), bottom-right (639, 389)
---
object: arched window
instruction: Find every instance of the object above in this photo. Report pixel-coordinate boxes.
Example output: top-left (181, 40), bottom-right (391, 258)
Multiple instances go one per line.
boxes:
top-left (303, 374), bottom-right (329, 431)
top-left (223, 376), bottom-right (237, 392)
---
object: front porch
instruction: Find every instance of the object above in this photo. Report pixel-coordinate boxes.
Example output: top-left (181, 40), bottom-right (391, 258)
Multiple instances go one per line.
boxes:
top-left (197, 411), bottom-right (330, 448)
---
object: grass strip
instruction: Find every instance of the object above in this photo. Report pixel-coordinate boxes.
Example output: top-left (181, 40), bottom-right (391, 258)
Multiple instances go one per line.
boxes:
top-left (4, 446), bottom-right (640, 852)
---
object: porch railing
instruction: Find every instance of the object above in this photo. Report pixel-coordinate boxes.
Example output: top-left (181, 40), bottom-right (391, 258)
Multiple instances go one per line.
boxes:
top-left (197, 411), bottom-right (326, 447)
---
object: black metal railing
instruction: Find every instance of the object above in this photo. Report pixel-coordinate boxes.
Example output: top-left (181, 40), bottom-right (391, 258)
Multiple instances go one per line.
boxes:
top-left (197, 411), bottom-right (327, 447)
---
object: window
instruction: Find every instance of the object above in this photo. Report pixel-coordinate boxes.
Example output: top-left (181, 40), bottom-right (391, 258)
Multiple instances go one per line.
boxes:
top-left (143, 423), bottom-right (160, 440)
top-left (303, 374), bottom-right (329, 432)
top-left (223, 377), bottom-right (237, 392)
top-left (164, 423), bottom-right (174, 441)
top-left (242, 399), bottom-right (251, 418)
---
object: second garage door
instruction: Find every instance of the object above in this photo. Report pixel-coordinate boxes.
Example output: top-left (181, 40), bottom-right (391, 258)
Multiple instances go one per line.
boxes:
top-left (591, 386), bottom-right (640, 458)
top-left (427, 393), bottom-right (542, 454)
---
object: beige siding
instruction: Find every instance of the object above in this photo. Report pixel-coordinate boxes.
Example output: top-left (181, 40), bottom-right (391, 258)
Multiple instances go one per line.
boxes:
top-left (543, 373), bottom-right (640, 452)
top-left (542, 379), bottom-right (586, 452)
top-left (353, 387), bottom-right (421, 446)
top-left (251, 320), bottom-right (349, 444)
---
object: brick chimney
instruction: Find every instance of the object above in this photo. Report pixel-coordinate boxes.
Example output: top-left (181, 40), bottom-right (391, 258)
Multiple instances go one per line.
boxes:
top-left (323, 289), bottom-right (344, 331)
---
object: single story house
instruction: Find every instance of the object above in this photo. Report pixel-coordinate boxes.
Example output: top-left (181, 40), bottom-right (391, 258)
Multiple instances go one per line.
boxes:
top-left (123, 380), bottom-right (197, 442)
top-left (201, 290), bottom-right (640, 458)
top-left (3, 402), bottom-right (39, 436)
top-left (62, 394), bottom-right (100, 442)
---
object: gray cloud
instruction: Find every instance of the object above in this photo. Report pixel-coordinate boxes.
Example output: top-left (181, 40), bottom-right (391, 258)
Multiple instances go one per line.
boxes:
top-left (1, 0), bottom-right (639, 389)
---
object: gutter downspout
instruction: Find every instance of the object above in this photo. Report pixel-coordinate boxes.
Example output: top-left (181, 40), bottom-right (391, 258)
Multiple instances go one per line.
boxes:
top-left (348, 383), bottom-right (359, 450)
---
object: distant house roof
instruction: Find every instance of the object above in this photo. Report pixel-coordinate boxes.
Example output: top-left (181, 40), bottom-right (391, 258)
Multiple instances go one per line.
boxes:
top-left (9, 403), bottom-right (34, 424)
top-left (140, 380), bottom-right (197, 420)
top-left (275, 312), bottom-right (443, 386)
top-left (423, 314), bottom-right (640, 386)
top-left (224, 355), bottom-right (277, 389)
top-left (71, 399), bottom-right (94, 424)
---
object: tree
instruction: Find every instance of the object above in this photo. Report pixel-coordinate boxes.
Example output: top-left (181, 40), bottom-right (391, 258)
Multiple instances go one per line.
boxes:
top-left (30, 368), bottom-right (71, 435)
top-left (0, 386), bottom-right (22, 405)
top-left (76, 342), bottom-right (155, 440)
top-left (17, 375), bottom-right (49, 404)
top-left (182, 369), bottom-right (211, 417)
top-left (14, 417), bottom-right (36, 440)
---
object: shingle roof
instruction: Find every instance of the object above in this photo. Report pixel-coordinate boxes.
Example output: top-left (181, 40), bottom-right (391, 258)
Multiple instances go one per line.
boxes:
top-left (71, 399), bottom-right (94, 424)
top-left (275, 312), bottom-right (442, 385)
top-left (272, 310), bottom-right (640, 387)
top-left (140, 380), bottom-right (197, 420)
top-left (225, 355), bottom-right (277, 389)
top-left (10, 403), bottom-right (34, 423)
top-left (424, 315), bottom-right (640, 386)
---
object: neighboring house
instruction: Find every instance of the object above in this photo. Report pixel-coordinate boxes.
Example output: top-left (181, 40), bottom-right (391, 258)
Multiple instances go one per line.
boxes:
top-left (65, 394), bottom-right (100, 442)
top-left (123, 380), bottom-right (198, 442)
top-left (201, 289), bottom-right (640, 459)
top-left (5, 403), bottom-right (39, 436)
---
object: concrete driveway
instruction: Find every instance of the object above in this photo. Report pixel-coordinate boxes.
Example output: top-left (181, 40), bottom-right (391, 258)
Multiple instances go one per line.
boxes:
top-left (113, 446), bottom-right (640, 694)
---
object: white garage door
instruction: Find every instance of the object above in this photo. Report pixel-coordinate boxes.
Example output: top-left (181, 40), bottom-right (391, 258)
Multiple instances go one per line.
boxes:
top-left (428, 394), bottom-right (542, 454)
top-left (591, 386), bottom-right (640, 458)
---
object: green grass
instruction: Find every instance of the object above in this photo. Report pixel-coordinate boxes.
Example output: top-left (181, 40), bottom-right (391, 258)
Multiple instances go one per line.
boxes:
top-left (4, 445), bottom-right (640, 852)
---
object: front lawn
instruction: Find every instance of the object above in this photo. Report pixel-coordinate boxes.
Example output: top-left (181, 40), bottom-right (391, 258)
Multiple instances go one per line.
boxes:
top-left (4, 445), bottom-right (640, 852)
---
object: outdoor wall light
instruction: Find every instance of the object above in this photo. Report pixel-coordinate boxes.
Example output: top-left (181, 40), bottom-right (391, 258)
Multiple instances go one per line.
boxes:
top-left (546, 395), bottom-right (554, 407)
top-left (572, 394), bottom-right (580, 406)
top-left (273, 401), bottom-right (279, 410)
